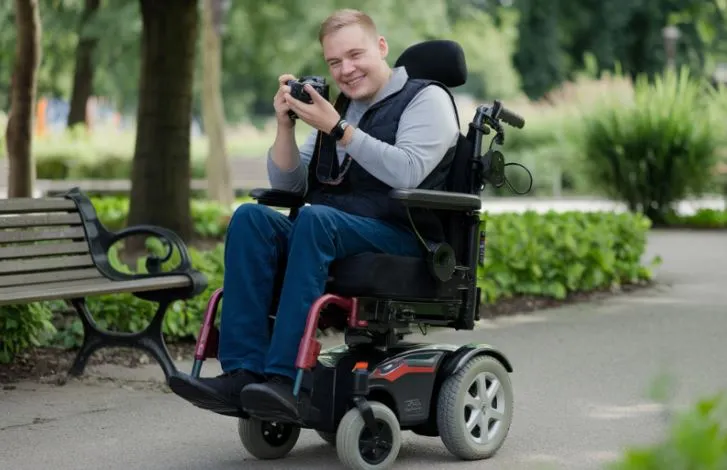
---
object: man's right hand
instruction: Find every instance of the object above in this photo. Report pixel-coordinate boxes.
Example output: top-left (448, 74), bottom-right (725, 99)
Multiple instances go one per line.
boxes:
top-left (274, 74), bottom-right (297, 129)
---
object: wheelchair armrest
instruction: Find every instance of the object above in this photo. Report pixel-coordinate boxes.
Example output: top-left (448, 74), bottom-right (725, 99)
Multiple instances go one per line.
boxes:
top-left (389, 188), bottom-right (481, 211)
top-left (249, 188), bottom-right (305, 209)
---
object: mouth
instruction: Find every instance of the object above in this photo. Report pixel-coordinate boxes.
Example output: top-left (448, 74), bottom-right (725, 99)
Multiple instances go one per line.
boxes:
top-left (345, 75), bottom-right (365, 87)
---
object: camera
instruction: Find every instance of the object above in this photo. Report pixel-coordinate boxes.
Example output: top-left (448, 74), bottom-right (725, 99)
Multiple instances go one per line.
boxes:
top-left (286, 76), bottom-right (330, 120)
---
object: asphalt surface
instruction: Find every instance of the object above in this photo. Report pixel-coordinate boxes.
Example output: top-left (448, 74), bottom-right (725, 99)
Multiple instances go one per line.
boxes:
top-left (1, 229), bottom-right (725, 470)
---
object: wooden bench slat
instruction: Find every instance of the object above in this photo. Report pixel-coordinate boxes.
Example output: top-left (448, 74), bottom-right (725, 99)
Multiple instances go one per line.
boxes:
top-left (0, 198), bottom-right (77, 214)
top-left (0, 226), bottom-right (86, 244)
top-left (0, 253), bottom-right (95, 275)
top-left (0, 275), bottom-right (192, 305)
top-left (0, 212), bottom-right (82, 229)
top-left (0, 241), bottom-right (90, 260)
top-left (0, 267), bottom-right (103, 288)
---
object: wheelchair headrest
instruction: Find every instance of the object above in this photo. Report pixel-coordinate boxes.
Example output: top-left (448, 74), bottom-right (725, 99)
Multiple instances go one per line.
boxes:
top-left (394, 40), bottom-right (467, 88)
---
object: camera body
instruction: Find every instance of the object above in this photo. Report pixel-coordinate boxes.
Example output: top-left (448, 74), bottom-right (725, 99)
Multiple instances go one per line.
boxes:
top-left (286, 76), bottom-right (330, 120)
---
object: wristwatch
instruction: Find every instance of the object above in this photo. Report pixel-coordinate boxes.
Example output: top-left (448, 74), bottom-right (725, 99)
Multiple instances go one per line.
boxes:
top-left (329, 118), bottom-right (349, 140)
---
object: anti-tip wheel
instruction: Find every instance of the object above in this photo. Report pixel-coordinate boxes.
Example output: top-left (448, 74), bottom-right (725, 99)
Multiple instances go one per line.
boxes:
top-left (237, 417), bottom-right (300, 460)
top-left (436, 355), bottom-right (514, 460)
top-left (336, 401), bottom-right (402, 470)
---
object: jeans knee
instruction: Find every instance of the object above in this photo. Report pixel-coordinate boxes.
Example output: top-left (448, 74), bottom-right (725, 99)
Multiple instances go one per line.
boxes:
top-left (294, 204), bottom-right (337, 226)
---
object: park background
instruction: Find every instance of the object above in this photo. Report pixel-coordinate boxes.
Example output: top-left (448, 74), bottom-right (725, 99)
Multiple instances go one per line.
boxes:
top-left (1, 1), bottom-right (727, 466)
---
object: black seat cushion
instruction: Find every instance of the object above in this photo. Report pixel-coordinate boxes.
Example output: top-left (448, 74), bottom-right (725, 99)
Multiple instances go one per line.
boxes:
top-left (327, 252), bottom-right (439, 299)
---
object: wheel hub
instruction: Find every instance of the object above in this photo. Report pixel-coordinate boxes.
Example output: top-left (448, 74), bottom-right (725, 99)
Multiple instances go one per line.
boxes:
top-left (359, 420), bottom-right (393, 465)
top-left (463, 371), bottom-right (506, 445)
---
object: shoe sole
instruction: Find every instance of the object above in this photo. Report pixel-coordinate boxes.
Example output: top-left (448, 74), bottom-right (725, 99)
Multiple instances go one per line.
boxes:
top-left (168, 373), bottom-right (247, 418)
top-left (240, 386), bottom-right (304, 425)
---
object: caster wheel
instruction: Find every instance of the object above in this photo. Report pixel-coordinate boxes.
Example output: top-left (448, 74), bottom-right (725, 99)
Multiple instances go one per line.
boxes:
top-left (336, 401), bottom-right (401, 470)
top-left (437, 355), bottom-right (513, 460)
top-left (237, 417), bottom-right (300, 460)
top-left (316, 430), bottom-right (337, 446)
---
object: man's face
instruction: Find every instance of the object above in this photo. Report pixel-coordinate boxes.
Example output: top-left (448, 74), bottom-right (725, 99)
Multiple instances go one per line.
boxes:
top-left (322, 24), bottom-right (388, 101)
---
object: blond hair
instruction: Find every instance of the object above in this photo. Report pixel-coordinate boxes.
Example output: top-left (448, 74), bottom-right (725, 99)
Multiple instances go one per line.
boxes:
top-left (318, 9), bottom-right (378, 43)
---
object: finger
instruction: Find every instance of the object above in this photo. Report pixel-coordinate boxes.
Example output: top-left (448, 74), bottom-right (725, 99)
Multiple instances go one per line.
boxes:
top-left (278, 74), bottom-right (296, 86)
top-left (304, 84), bottom-right (324, 102)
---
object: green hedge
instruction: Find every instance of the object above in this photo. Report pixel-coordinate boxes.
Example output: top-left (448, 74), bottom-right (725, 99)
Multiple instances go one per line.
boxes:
top-left (0, 198), bottom-right (658, 363)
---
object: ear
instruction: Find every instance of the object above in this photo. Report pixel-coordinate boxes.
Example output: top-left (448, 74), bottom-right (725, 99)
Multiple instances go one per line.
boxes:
top-left (378, 36), bottom-right (389, 59)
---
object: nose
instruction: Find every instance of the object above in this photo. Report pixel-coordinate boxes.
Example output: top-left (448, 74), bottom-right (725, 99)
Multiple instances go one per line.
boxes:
top-left (341, 59), bottom-right (356, 76)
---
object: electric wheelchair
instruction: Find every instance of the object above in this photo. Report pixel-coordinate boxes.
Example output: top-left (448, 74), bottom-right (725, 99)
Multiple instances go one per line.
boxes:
top-left (169, 39), bottom-right (528, 470)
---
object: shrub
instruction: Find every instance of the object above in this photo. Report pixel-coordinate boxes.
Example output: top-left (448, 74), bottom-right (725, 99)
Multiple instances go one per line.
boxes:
top-left (609, 392), bottom-right (727, 470)
top-left (0, 303), bottom-right (57, 364)
top-left (576, 67), bottom-right (723, 225)
top-left (477, 210), bottom-right (657, 303)
top-left (5, 198), bottom-right (657, 359)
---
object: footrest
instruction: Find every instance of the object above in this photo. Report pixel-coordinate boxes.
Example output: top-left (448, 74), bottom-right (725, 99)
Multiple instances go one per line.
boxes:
top-left (168, 372), bottom-right (247, 418)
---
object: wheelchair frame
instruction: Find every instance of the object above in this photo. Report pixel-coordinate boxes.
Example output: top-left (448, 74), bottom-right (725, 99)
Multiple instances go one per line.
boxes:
top-left (182, 98), bottom-right (526, 469)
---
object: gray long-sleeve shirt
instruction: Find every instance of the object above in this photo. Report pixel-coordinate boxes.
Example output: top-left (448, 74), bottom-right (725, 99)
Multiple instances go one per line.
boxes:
top-left (267, 66), bottom-right (459, 195)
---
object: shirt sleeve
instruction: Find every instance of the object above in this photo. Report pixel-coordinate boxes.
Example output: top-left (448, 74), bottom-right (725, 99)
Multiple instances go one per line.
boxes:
top-left (266, 128), bottom-right (317, 194)
top-left (342, 85), bottom-right (459, 189)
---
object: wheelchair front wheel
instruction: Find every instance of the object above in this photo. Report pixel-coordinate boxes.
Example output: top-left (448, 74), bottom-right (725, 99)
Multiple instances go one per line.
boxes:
top-left (237, 417), bottom-right (300, 460)
top-left (336, 401), bottom-right (401, 470)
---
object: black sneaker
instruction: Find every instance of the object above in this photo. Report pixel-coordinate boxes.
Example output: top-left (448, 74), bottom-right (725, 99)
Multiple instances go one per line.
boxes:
top-left (239, 375), bottom-right (307, 424)
top-left (169, 369), bottom-right (263, 417)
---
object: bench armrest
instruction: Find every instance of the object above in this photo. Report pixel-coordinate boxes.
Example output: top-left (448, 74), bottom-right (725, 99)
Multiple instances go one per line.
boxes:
top-left (250, 188), bottom-right (305, 209)
top-left (389, 188), bottom-right (481, 211)
top-left (105, 225), bottom-right (194, 275)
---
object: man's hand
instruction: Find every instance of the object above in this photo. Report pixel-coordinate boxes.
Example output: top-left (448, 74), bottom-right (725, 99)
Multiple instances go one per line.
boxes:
top-left (273, 73), bottom-right (297, 129)
top-left (285, 83), bottom-right (341, 134)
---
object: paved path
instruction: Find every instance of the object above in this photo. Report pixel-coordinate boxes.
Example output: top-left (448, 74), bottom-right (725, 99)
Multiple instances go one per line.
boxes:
top-left (1, 229), bottom-right (726, 470)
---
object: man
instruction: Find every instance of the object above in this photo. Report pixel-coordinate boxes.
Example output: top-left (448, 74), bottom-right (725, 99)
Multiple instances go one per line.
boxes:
top-left (180, 9), bottom-right (460, 421)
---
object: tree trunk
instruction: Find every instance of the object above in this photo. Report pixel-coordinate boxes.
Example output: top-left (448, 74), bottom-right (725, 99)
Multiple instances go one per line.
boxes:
top-left (67, 0), bottom-right (100, 129)
top-left (201, 0), bottom-right (233, 206)
top-left (127, 0), bottom-right (198, 243)
top-left (5, 0), bottom-right (41, 198)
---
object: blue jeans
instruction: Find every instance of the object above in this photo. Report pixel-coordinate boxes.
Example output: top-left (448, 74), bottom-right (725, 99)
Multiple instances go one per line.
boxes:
top-left (217, 203), bottom-right (422, 380)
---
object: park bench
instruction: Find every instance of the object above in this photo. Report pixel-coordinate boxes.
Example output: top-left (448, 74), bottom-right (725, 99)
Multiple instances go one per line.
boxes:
top-left (0, 187), bottom-right (207, 380)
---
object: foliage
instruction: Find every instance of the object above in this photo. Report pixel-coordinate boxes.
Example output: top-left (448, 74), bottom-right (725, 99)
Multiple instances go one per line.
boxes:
top-left (609, 392), bottom-right (727, 470)
top-left (576, 67), bottom-right (723, 224)
top-left (665, 208), bottom-right (727, 228)
top-left (0, 197), bottom-right (657, 359)
top-left (477, 210), bottom-right (657, 303)
top-left (0, 303), bottom-right (56, 364)
top-left (512, 0), bottom-right (565, 100)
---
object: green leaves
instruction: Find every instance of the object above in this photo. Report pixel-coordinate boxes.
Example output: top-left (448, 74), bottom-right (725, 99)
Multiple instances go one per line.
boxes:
top-left (477, 210), bottom-right (656, 304)
top-left (578, 67), bottom-right (724, 224)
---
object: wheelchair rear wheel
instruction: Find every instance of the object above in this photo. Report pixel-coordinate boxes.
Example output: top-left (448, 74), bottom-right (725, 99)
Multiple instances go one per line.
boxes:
top-left (436, 354), bottom-right (513, 460)
top-left (336, 401), bottom-right (402, 470)
top-left (237, 417), bottom-right (300, 460)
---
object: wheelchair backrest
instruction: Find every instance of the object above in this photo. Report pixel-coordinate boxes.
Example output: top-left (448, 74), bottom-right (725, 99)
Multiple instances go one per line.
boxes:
top-left (396, 41), bottom-right (482, 267)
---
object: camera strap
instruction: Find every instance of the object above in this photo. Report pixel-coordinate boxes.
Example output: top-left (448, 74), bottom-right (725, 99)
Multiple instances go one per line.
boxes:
top-left (314, 93), bottom-right (355, 185)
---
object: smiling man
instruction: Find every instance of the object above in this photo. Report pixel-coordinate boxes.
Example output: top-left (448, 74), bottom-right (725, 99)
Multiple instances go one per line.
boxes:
top-left (191, 9), bottom-right (460, 422)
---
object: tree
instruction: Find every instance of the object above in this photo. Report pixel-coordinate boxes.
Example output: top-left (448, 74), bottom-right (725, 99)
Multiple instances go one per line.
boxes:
top-left (512, 0), bottom-right (564, 100)
top-left (201, 0), bottom-right (233, 205)
top-left (67, 0), bottom-right (100, 128)
top-left (5, 0), bottom-right (41, 198)
top-left (126, 0), bottom-right (198, 242)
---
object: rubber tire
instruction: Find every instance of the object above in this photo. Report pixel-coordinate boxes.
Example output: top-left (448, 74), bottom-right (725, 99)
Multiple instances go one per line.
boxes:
top-left (316, 430), bottom-right (337, 446)
top-left (436, 355), bottom-right (513, 460)
top-left (336, 401), bottom-right (402, 470)
top-left (237, 417), bottom-right (301, 460)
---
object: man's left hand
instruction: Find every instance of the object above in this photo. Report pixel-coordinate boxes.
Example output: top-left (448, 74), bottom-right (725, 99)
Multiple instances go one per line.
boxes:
top-left (285, 84), bottom-right (340, 134)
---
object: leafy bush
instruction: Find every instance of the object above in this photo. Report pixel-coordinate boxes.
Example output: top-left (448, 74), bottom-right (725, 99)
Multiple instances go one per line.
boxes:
top-left (609, 392), bottom-right (727, 470)
top-left (0, 303), bottom-right (57, 363)
top-left (577, 67), bottom-right (723, 225)
top-left (665, 208), bottom-right (727, 229)
top-left (4, 198), bottom-right (657, 359)
top-left (477, 211), bottom-right (657, 303)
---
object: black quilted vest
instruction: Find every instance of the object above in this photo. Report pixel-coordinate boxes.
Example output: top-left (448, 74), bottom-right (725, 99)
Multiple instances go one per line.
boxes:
top-left (305, 78), bottom-right (457, 243)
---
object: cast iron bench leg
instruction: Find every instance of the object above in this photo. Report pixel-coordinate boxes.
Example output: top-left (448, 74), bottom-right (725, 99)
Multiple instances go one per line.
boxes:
top-left (67, 297), bottom-right (178, 381)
